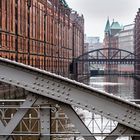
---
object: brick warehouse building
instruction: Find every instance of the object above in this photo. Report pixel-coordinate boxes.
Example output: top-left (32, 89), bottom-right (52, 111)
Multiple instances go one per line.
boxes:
top-left (134, 8), bottom-right (140, 75)
top-left (0, 1), bottom-right (85, 139)
top-left (134, 9), bottom-right (140, 107)
top-left (134, 9), bottom-right (140, 100)
top-left (0, 0), bottom-right (85, 78)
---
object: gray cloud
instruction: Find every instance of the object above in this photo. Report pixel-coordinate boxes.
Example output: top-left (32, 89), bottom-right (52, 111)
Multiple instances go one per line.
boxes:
top-left (68, 0), bottom-right (140, 40)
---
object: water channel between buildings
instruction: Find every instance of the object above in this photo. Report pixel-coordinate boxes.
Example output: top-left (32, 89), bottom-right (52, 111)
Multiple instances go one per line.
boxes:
top-left (81, 76), bottom-right (140, 140)
top-left (89, 75), bottom-right (140, 100)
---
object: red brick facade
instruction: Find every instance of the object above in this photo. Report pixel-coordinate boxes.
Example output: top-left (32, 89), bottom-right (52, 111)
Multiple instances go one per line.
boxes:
top-left (134, 9), bottom-right (140, 75)
top-left (0, 0), bottom-right (84, 78)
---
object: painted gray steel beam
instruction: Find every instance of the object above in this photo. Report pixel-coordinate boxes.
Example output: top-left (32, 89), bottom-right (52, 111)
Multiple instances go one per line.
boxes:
top-left (0, 122), bottom-right (13, 140)
top-left (0, 122), bottom-right (5, 131)
top-left (0, 121), bottom-right (10, 140)
top-left (40, 108), bottom-right (51, 140)
top-left (0, 115), bottom-right (13, 140)
top-left (0, 58), bottom-right (140, 132)
top-left (61, 104), bottom-right (96, 140)
top-left (104, 124), bottom-right (137, 140)
top-left (0, 93), bottom-right (37, 139)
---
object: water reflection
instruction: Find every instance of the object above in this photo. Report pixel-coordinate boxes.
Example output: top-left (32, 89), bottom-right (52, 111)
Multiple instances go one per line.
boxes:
top-left (89, 76), bottom-right (140, 140)
top-left (90, 76), bottom-right (135, 100)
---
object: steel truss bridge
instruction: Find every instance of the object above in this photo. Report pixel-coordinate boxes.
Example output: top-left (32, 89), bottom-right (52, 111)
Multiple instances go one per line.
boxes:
top-left (76, 48), bottom-right (137, 64)
top-left (0, 58), bottom-right (140, 140)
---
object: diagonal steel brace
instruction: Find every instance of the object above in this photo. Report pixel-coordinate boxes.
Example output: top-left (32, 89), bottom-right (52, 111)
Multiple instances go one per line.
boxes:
top-left (0, 93), bottom-right (38, 139)
top-left (104, 123), bottom-right (140, 140)
top-left (61, 103), bottom-right (97, 140)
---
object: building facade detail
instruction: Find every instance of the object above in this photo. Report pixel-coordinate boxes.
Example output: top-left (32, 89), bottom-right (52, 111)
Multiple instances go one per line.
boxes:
top-left (0, 0), bottom-right (85, 78)
top-left (134, 9), bottom-right (140, 75)
top-left (104, 18), bottom-right (134, 74)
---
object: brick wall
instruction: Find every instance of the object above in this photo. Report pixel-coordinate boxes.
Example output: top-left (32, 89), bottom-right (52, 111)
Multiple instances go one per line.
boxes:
top-left (0, 0), bottom-right (84, 78)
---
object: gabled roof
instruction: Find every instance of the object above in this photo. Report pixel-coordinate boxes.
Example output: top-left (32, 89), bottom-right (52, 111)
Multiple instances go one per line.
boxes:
top-left (111, 22), bottom-right (122, 30)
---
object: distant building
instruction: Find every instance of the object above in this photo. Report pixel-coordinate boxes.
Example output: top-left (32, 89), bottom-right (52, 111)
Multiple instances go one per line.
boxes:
top-left (85, 36), bottom-right (103, 51)
top-left (86, 36), bottom-right (100, 45)
top-left (104, 19), bottom-right (134, 74)
top-left (103, 19), bottom-right (122, 73)
top-left (85, 36), bottom-right (103, 71)
top-left (118, 24), bottom-right (134, 73)
top-left (119, 24), bottom-right (134, 53)
top-left (104, 19), bottom-right (122, 49)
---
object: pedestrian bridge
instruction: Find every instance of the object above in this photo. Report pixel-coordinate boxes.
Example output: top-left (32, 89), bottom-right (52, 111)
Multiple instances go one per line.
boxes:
top-left (0, 58), bottom-right (140, 140)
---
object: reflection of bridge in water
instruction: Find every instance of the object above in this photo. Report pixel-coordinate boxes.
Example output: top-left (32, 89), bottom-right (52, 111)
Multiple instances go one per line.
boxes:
top-left (0, 58), bottom-right (140, 140)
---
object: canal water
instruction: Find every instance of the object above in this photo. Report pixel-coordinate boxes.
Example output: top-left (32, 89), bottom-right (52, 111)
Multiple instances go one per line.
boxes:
top-left (90, 75), bottom-right (140, 100)
top-left (86, 76), bottom-right (140, 140)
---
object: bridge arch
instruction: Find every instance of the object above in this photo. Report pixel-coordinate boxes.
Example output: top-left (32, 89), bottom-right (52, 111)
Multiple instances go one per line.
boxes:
top-left (75, 47), bottom-right (136, 64)
top-left (70, 47), bottom-right (137, 79)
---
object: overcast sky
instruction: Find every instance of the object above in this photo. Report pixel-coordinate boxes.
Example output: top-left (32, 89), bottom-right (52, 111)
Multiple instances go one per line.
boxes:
top-left (67, 0), bottom-right (140, 41)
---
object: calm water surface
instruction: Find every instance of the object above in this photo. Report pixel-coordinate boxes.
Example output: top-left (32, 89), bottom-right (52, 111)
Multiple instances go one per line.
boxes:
top-left (88, 76), bottom-right (140, 140)
top-left (89, 75), bottom-right (140, 100)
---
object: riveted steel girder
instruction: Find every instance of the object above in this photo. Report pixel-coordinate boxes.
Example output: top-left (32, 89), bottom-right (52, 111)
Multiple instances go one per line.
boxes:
top-left (0, 122), bottom-right (13, 140)
top-left (104, 124), bottom-right (139, 140)
top-left (40, 107), bottom-right (51, 140)
top-left (60, 104), bottom-right (96, 140)
top-left (0, 93), bottom-right (37, 139)
top-left (0, 115), bottom-right (13, 140)
top-left (0, 58), bottom-right (140, 132)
